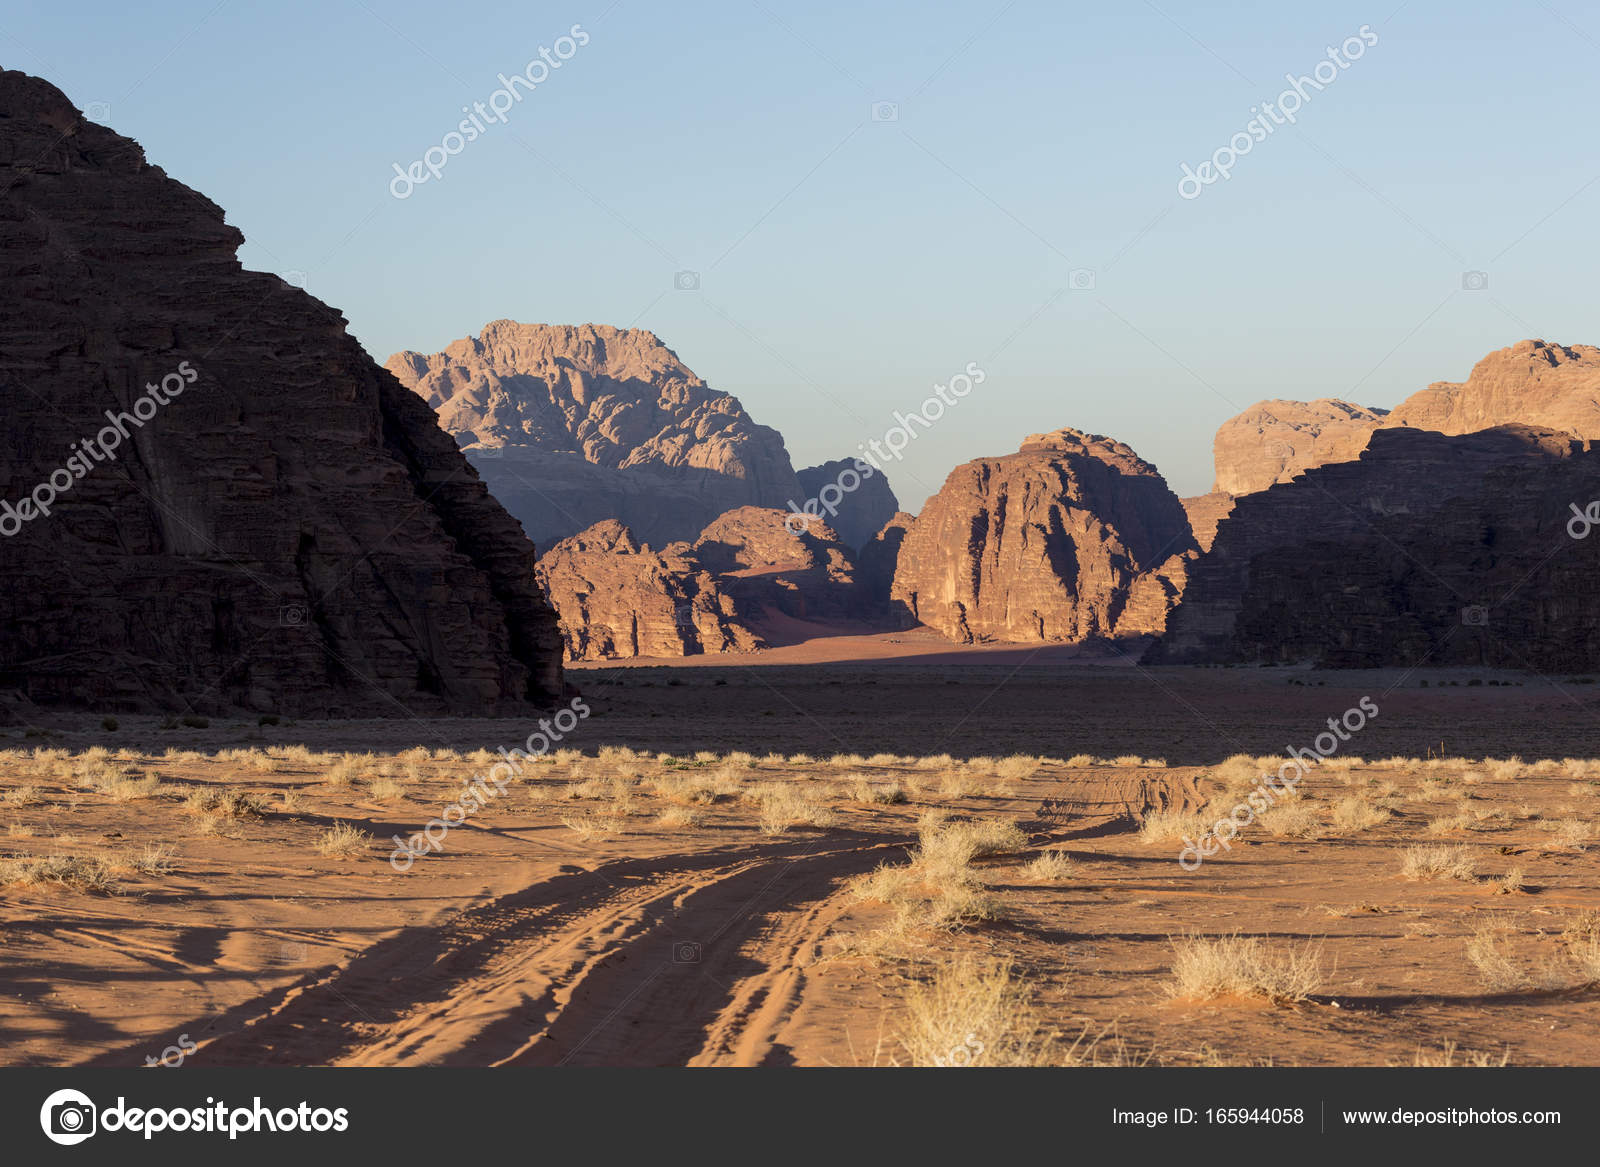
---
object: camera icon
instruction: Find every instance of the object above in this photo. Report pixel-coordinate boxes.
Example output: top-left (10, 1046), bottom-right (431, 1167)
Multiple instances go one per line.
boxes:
top-left (40, 1089), bottom-right (97, 1145)
top-left (279, 603), bottom-right (308, 628)
top-left (1461, 270), bottom-right (1489, 291)
top-left (1068, 268), bottom-right (1096, 291)
top-left (281, 269), bottom-right (307, 290)
top-left (674, 270), bottom-right (700, 291)
top-left (471, 444), bottom-right (503, 459)
top-left (84, 101), bottom-right (112, 123)
top-left (1461, 605), bottom-right (1489, 627)
top-left (871, 101), bottom-right (899, 122)
top-left (673, 941), bottom-right (702, 963)
top-left (673, 603), bottom-right (696, 629)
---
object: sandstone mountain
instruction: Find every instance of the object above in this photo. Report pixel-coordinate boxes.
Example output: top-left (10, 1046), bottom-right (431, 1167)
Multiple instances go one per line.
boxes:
top-left (1153, 425), bottom-right (1600, 670)
top-left (386, 322), bottom-right (803, 547)
top-left (1207, 340), bottom-right (1600, 502)
top-left (890, 429), bottom-right (1195, 644)
top-left (1385, 339), bottom-right (1600, 435)
top-left (536, 507), bottom-right (869, 660)
top-left (794, 457), bottom-right (900, 550)
top-left (1211, 399), bottom-right (1390, 496)
top-left (0, 70), bottom-right (562, 713)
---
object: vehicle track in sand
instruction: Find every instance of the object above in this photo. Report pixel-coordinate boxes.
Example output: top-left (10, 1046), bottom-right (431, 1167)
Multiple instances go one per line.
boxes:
top-left (167, 770), bottom-right (1199, 1067)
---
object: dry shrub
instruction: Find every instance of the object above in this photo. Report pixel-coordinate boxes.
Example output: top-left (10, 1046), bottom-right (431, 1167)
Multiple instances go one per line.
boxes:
top-left (559, 810), bottom-right (624, 839)
top-left (1137, 807), bottom-right (1213, 846)
top-left (182, 787), bottom-right (268, 820)
top-left (1540, 818), bottom-right (1593, 850)
top-left (1167, 934), bottom-right (1324, 1001)
top-left (996, 755), bottom-right (1040, 781)
top-left (1017, 850), bottom-right (1074, 883)
top-left (1562, 911), bottom-right (1600, 984)
top-left (1331, 795), bottom-right (1390, 833)
top-left (1259, 798), bottom-right (1320, 839)
top-left (1464, 919), bottom-right (1529, 991)
top-left (316, 822), bottom-right (371, 859)
top-left (754, 784), bottom-right (837, 835)
top-left (656, 805), bottom-right (704, 829)
top-left (0, 853), bottom-right (120, 895)
top-left (896, 957), bottom-right (1051, 1067)
top-left (1, 785), bottom-right (43, 806)
top-left (850, 778), bottom-right (907, 805)
top-left (367, 775), bottom-right (406, 803)
top-left (118, 842), bottom-right (176, 876)
top-left (1400, 844), bottom-right (1476, 881)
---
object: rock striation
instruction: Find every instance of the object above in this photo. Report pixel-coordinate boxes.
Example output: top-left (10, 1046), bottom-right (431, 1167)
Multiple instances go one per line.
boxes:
top-left (0, 70), bottom-right (562, 713)
top-left (535, 507), bottom-right (869, 660)
top-left (889, 429), bottom-right (1195, 644)
top-left (1152, 425), bottom-right (1600, 670)
top-left (386, 322), bottom-right (804, 547)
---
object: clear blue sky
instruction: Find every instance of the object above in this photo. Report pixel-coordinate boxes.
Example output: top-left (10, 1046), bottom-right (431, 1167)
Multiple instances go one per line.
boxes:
top-left (9, 1), bottom-right (1598, 505)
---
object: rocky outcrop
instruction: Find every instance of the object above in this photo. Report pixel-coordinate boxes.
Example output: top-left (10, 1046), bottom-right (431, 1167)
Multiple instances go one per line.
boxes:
top-left (0, 70), bottom-right (562, 713)
top-left (859, 511), bottom-right (915, 610)
top-left (1181, 492), bottom-right (1236, 553)
top-left (889, 429), bottom-right (1196, 644)
top-left (536, 507), bottom-right (869, 660)
top-left (1152, 425), bottom-right (1600, 670)
top-left (1386, 339), bottom-right (1600, 436)
top-left (794, 458), bottom-right (900, 550)
top-left (386, 322), bottom-right (804, 547)
top-left (1207, 341), bottom-right (1600, 500)
top-left (1211, 399), bottom-right (1389, 496)
top-left (534, 522), bottom-right (763, 660)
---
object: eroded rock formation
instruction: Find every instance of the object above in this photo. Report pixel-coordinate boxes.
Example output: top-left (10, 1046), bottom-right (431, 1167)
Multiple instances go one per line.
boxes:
top-left (386, 322), bottom-right (803, 547)
top-left (536, 507), bottom-right (869, 659)
top-left (889, 429), bottom-right (1195, 644)
top-left (0, 71), bottom-right (562, 713)
top-left (1153, 425), bottom-right (1600, 670)
top-left (794, 457), bottom-right (899, 550)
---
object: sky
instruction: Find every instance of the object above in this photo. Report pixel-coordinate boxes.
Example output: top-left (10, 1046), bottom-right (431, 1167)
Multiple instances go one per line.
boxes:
top-left (8, 0), bottom-right (1599, 507)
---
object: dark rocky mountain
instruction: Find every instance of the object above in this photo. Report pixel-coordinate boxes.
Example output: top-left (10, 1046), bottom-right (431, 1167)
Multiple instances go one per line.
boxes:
top-left (0, 70), bottom-right (562, 713)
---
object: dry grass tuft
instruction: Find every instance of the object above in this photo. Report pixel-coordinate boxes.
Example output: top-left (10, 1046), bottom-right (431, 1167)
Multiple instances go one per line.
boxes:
top-left (1167, 934), bottom-right (1324, 1002)
top-left (1017, 850), bottom-right (1075, 883)
top-left (1400, 844), bottom-right (1476, 882)
top-left (1464, 919), bottom-right (1529, 991)
top-left (1, 853), bottom-right (120, 894)
top-left (896, 956), bottom-right (1051, 1066)
top-left (315, 821), bottom-right (371, 859)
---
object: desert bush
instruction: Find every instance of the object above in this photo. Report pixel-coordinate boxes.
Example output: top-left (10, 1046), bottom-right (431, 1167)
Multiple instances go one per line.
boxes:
top-left (996, 755), bottom-right (1040, 781)
top-left (896, 957), bottom-right (1050, 1067)
top-left (1138, 807), bottom-right (1213, 846)
top-left (1167, 934), bottom-right (1323, 1001)
top-left (1017, 850), bottom-right (1075, 883)
top-left (656, 806), bottom-right (704, 829)
top-left (850, 778), bottom-right (907, 805)
top-left (1400, 843), bottom-right (1476, 881)
top-left (1330, 795), bottom-right (1390, 833)
top-left (754, 784), bottom-right (837, 835)
top-left (315, 821), bottom-right (371, 858)
top-left (1, 853), bottom-right (120, 894)
top-left (1464, 919), bottom-right (1529, 991)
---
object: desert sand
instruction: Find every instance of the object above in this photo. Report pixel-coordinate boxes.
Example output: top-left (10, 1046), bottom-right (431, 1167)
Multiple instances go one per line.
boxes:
top-left (4, 656), bottom-right (1599, 1068)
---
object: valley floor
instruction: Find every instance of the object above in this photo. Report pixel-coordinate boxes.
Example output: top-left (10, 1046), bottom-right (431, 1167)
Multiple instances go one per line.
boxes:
top-left (3, 662), bottom-right (1600, 1067)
